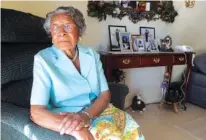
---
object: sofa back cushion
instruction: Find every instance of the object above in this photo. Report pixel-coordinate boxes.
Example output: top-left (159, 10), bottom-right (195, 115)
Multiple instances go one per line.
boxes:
top-left (1, 43), bottom-right (50, 108)
top-left (1, 8), bottom-right (50, 43)
top-left (1, 43), bottom-right (50, 85)
top-left (1, 8), bottom-right (51, 108)
top-left (1, 78), bottom-right (33, 108)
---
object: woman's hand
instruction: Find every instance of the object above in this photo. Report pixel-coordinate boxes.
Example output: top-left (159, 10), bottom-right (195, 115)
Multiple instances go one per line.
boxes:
top-left (59, 112), bottom-right (90, 135)
top-left (71, 127), bottom-right (94, 140)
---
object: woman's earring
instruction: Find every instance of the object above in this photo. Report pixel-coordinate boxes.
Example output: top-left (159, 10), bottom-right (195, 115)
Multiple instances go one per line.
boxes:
top-left (79, 37), bottom-right (82, 42)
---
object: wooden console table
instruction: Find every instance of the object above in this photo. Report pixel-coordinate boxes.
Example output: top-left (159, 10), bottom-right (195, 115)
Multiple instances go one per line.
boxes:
top-left (100, 52), bottom-right (194, 108)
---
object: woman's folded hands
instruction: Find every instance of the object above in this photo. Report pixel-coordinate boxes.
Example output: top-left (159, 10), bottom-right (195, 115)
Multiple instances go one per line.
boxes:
top-left (58, 112), bottom-right (94, 140)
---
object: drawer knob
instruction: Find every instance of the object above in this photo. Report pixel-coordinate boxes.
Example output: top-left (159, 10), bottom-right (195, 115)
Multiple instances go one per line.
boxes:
top-left (122, 59), bottom-right (131, 64)
top-left (179, 57), bottom-right (184, 61)
top-left (153, 57), bottom-right (160, 63)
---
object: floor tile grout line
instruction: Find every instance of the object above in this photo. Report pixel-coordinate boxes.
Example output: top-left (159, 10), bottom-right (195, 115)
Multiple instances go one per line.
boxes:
top-left (177, 116), bottom-right (206, 126)
top-left (128, 104), bottom-right (206, 140)
top-left (173, 125), bottom-right (202, 140)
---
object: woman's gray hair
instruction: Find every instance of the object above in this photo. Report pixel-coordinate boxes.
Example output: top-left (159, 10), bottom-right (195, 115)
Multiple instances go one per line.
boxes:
top-left (43, 6), bottom-right (86, 36)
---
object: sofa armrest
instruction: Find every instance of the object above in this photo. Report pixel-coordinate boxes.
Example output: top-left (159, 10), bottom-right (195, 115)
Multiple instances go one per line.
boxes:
top-left (1, 102), bottom-right (76, 140)
top-left (108, 83), bottom-right (129, 110)
top-left (194, 53), bottom-right (206, 74)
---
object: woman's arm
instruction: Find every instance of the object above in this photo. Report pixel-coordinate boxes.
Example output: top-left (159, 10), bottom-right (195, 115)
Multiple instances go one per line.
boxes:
top-left (86, 90), bottom-right (111, 119)
top-left (31, 106), bottom-right (94, 140)
top-left (30, 105), bottom-right (65, 132)
top-left (30, 55), bottom-right (65, 131)
top-left (57, 90), bottom-right (111, 135)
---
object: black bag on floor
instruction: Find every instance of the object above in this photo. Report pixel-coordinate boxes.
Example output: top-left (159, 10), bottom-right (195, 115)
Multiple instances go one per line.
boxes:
top-left (165, 82), bottom-right (184, 103)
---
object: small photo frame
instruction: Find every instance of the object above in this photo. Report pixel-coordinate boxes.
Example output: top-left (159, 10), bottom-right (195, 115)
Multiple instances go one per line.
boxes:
top-left (160, 39), bottom-right (170, 51)
top-left (131, 35), bottom-right (145, 52)
top-left (159, 38), bottom-right (173, 52)
top-left (140, 27), bottom-right (155, 43)
top-left (145, 39), bottom-right (159, 52)
top-left (108, 25), bottom-right (127, 51)
top-left (164, 35), bottom-right (172, 48)
top-left (119, 32), bottom-right (133, 52)
top-left (149, 39), bottom-right (159, 52)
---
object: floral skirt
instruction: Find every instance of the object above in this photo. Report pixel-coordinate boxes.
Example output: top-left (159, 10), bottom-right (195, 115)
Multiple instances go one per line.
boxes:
top-left (89, 104), bottom-right (145, 140)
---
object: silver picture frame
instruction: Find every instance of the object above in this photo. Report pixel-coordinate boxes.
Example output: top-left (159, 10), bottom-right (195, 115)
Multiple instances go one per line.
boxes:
top-left (108, 25), bottom-right (127, 51)
top-left (119, 32), bottom-right (133, 52)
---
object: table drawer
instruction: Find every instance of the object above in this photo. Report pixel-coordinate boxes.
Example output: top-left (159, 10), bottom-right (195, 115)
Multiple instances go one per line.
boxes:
top-left (141, 55), bottom-right (173, 66)
top-left (174, 54), bottom-right (186, 65)
top-left (112, 56), bottom-right (140, 68)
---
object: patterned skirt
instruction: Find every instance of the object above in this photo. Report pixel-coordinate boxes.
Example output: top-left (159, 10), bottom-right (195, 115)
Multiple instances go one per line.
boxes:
top-left (89, 104), bottom-right (145, 140)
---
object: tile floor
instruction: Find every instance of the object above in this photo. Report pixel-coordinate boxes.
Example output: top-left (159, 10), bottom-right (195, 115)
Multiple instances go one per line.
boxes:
top-left (127, 103), bottom-right (206, 140)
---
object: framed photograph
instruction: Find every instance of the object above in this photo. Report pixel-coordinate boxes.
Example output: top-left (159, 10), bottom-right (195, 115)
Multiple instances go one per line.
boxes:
top-left (149, 39), bottom-right (158, 52)
top-left (159, 38), bottom-right (173, 52)
top-left (108, 25), bottom-right (127, 51)
top-left (119, 32), bottom-right (133, 52)
top-left (164, 35), bottom-right (172, 48)
top-left (145, 39), bottom-right (159, 52)
top-left (160, 39), bottom-right (168, 49)
top-left (131, 35), bottom-right (145, 52)
top-left (140, 27), bottom-right (155, 43)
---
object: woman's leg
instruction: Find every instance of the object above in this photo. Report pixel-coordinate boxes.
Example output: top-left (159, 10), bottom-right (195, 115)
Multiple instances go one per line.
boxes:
top-left (89, 104), bottom-right (145, 140)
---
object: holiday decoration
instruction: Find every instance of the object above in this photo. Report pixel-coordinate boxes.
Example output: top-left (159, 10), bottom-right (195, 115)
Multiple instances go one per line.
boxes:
top-left (87, 1), bottom-right (178, 23)
top-left (160, 72), bottom-right (170, 104)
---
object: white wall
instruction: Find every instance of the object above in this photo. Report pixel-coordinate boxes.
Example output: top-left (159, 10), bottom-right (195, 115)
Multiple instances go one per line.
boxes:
top-left (2, 1), bottom-right (206, 104)
top-left (167, 1), bottom-right (206, 54)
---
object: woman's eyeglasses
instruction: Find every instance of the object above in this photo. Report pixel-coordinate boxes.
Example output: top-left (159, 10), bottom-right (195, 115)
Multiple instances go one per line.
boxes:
top-left (52, 24), bottom-right (77, 33)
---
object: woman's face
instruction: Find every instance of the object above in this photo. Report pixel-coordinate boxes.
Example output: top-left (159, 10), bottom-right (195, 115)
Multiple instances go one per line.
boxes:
top-left (50, 13), bottom-right (80, 51)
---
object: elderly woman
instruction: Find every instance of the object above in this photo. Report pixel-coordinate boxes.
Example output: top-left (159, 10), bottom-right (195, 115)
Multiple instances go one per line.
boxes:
top-left (30, 6), bottom-right (144, 140)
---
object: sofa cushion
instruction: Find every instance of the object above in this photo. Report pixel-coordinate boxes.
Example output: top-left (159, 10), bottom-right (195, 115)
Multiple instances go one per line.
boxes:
top-left (1, 43), bottom-right (50, 85)
top-left (187, 85), bottom-right (206, 108)
top-left (1, 123), bottom-right (30, 140)
top-left (194, 53), bottom-right (206, 74)
top-left (187, 71), bottom-right (206, 108)
top-left (189, 71), bottom-right (206, 88)
top-left (1, 103), bottom-right (76, 140)
top-left (1, 78), bottom-right (33, 108)
top-left (1, 103), bottom-right (31, 133)
top-left (1, 8), bottom-right (51, 43)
